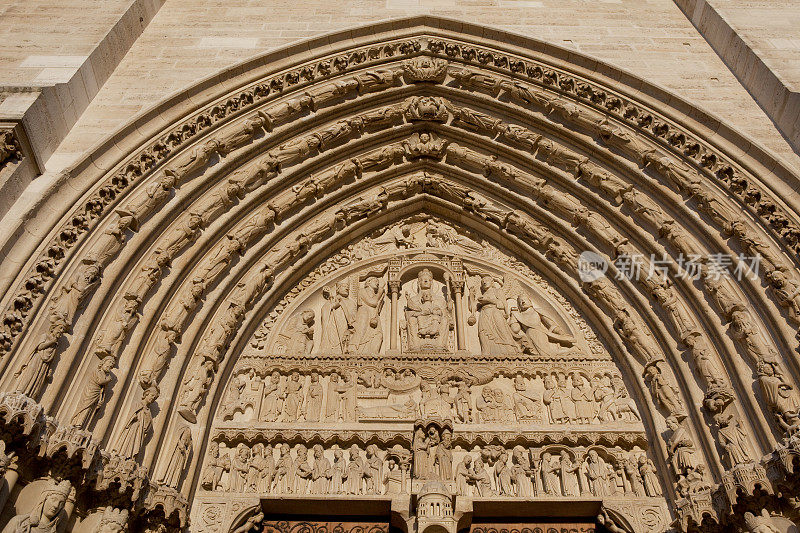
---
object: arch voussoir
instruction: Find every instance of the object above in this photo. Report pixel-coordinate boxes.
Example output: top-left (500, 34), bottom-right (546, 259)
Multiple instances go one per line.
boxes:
top-left (0, 21), bottom-right (799, 533)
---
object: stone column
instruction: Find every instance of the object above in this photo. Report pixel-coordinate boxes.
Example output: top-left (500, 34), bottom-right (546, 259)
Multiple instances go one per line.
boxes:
top-left (453, 281), bottom-right (466, 351)
top-left (0, 453), bottom-right (19, 515)
top-left (389, 280), bottom-right (401, 353)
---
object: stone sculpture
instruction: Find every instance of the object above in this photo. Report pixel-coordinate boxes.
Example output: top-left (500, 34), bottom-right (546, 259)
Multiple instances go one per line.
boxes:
top-left (160, 427), bottom-right (192, 489)
top-left (2, 480), bottom-right (71, 533)
top-left (318, 283), bottom-right (357, 353)
top-left (70, 356), bottom-right (115, 428)
top-left (404, 269), bottom-right (451, 351)
top-left (114, 385), bottom-right (159, 460)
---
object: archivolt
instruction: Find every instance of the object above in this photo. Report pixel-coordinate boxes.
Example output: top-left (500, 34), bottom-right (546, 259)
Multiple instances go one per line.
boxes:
top-left (0, 16), bottom-right (798, 530)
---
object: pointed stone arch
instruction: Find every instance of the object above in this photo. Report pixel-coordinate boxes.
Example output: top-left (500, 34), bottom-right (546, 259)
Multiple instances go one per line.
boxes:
top-left (0, 15), bottom-right (797, 533)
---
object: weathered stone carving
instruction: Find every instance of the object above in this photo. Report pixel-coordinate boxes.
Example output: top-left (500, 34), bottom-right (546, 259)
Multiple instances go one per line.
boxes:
top-left (277, 310), bottom-right (315, 354)
top-left (404, 269), bottom-right (451, 352)
top-left (350, 277), bottom-right (385, 353)
top-left (160, 426), bottom-right (192, 489)
top-left (113, 385), bottom-right (159, 460)
top-left (0, 128), bottom-right (21, 168)
top-left (403, 57), bottom-right (448, 83)
top-left (472, 276), bottom-right (517, 355)
top-left (94, 506), bottom-right (129, 533)
top-left (405, 96), bottom-right (449, 122)
top-left (9, 34), bottom-right (790, 532)
top-left (318, 282), bottom-right (357, 353)
top-left (70, 356), bottom-right (115, 428)
top-left (2, 479), bottom-right (71, 533)
top-left (200, 440), bottom-right (411, 496)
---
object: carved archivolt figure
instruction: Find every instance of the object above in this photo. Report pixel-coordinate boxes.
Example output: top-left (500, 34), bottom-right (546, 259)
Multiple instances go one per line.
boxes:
top-left (665, 416), bottom-right (699, 481)
top-left (714, 412), bottom-right (752, 467)
top-left (114, 385), bottom-right (158, 460)
top-left (643, 363), bottom-right (685, 417)
top-left (94, 294), bottom-right (139, 357)
top-left (160, 426), bottom-right (192, 489)
top-left (2, 479), bottom-right (71, 533)
top-left (475, 276), bottom-right (517, 355)
top-left (15, 321), bottom-right (67, 399)
top-left (70, 356), bottom-right (115, 428)
top-left (318, 283), bottom-right (357, 353)
top-left (757, 361), bottom-right (800, 434)
top-left (349, 277), bottom-right (385, 353)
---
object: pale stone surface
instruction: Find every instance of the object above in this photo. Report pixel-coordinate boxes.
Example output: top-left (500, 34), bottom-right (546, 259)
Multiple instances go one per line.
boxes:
top-left (0, 4), bottom-right (799, 533)
top-left (40, 0), bottom-right (800, 176)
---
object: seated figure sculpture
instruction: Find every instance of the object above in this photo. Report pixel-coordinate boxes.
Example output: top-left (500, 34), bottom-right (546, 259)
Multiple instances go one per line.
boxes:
top-left (404, 269), bottom-right (452, 351)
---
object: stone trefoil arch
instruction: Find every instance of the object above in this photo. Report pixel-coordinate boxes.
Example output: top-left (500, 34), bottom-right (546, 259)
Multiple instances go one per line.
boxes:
top-left (0, 16), bottom-right (798, 533)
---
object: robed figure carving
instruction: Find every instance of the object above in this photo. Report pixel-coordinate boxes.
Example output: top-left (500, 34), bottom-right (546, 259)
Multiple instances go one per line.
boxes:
top-left (2, 480), bottom-right (71, 533)
top-left (349, 276), bottom-right (385, 353)
top-left (114, 385), bottom-right (158, 460)
top-left (404, 269), bottom-right (452, 351)
top-left (474, 276), bottom-right (517, 355)
top-left (318, 282), bottom-right (357, 353)
top-left (509, 294), bottom-right (575, 356)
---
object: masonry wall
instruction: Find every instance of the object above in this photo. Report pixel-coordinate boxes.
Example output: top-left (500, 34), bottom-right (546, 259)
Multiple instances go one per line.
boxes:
top-left (0, 0), bottom-right (798, 178)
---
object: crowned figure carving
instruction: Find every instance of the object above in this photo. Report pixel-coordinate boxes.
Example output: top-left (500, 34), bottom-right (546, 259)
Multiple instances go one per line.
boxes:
top-left (403, 268), bottom-right (452, 352)
top-left (2, 479), bottom-right (71, 533)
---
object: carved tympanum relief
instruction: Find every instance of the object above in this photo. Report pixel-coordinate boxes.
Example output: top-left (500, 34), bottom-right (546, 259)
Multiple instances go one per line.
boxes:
top-left (259, 217), bottom-right (594, 359)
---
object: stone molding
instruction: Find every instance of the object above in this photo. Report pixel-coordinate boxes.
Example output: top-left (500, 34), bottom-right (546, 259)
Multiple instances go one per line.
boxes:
top-left (0, 19), bottom-right (799, 533)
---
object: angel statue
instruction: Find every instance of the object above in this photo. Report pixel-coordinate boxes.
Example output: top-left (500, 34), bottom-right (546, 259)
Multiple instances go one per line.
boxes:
top-left (509, 293), bottom-right (575, 356)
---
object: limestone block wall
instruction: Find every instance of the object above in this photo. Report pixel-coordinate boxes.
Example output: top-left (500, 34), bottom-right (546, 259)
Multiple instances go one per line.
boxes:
top-left (43, 0), bottom-right (800, 180)
top-left (675, 0), bottom-right (800, 158)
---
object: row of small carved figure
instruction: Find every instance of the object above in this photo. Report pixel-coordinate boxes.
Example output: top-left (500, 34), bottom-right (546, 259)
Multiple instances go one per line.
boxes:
top-left (221, 370), bottom-right (640, 426)
top-left (200, 440), bottom-right (662, 500)
top-left (202, 441), bottom-right (409, 496)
